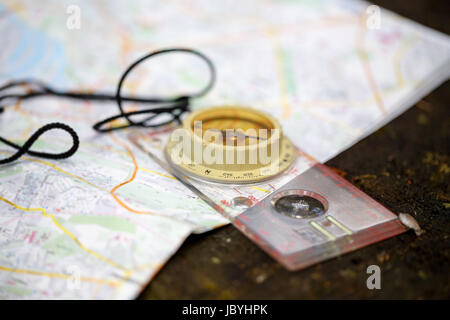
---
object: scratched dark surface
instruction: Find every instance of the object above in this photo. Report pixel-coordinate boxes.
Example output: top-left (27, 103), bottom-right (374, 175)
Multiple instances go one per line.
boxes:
top-left (140, 0), bottom-right (450, 299)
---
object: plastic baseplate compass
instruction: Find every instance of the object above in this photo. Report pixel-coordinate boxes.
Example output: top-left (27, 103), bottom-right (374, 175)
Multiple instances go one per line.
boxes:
top-left (233, 163), bottom-right (407, 270)
top-left (132, 106), bottom-right (409, 271)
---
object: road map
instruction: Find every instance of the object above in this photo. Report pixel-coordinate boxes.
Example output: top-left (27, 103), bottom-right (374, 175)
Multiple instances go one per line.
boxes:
top-left (0, 0), bottom-right (449, 299)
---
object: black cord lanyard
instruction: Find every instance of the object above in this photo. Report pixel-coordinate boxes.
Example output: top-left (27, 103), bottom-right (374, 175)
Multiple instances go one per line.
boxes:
top-left (0, 48), bottom-right (216, 165)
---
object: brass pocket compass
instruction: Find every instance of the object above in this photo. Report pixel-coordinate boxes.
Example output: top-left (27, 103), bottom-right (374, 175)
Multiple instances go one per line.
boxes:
top-left (165, 106), bottom-right (297, 184)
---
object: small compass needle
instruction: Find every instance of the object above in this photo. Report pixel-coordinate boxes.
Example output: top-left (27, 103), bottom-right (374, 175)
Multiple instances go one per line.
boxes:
top-left (237, 131), bottom-right (267, 141)
top-left (208, 128), bottom-right (267, 141)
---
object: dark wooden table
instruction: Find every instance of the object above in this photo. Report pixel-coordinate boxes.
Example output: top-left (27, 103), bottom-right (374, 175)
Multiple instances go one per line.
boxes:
top-left (140, 0), bottom-right (450, 299)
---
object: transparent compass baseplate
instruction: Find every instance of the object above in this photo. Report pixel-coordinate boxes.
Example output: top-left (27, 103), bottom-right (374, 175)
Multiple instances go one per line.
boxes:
top-left (132, 129), bottom-right (406, 271)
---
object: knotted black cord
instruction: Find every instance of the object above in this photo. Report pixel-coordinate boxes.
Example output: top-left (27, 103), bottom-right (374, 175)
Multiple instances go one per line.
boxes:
top-left (0, 123), bottom-right (79, 165)
top-left (0, 48), bottom-right (216, 165)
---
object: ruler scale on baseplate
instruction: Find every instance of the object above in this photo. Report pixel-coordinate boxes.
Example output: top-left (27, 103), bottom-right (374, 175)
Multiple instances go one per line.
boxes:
top-left (132, 106), bottom-right (407, 271)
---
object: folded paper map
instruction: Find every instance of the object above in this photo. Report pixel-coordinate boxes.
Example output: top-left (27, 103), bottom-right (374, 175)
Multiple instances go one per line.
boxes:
top-left (0, 0), bottom-right (449, 299)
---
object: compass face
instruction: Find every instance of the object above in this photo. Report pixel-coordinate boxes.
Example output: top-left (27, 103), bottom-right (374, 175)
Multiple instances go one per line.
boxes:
top-left (165, 106), bottom-right (297, 184)
top-left (270, 189), bottom-right (329, 219)
top-left (274, 195), bottom-right (326, 218)
top-left (194, 116), bottom-right (273, 146)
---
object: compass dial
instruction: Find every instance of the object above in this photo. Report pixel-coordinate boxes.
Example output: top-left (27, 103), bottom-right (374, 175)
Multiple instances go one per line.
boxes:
top-left (165, 106), bottom-right (297, 184)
